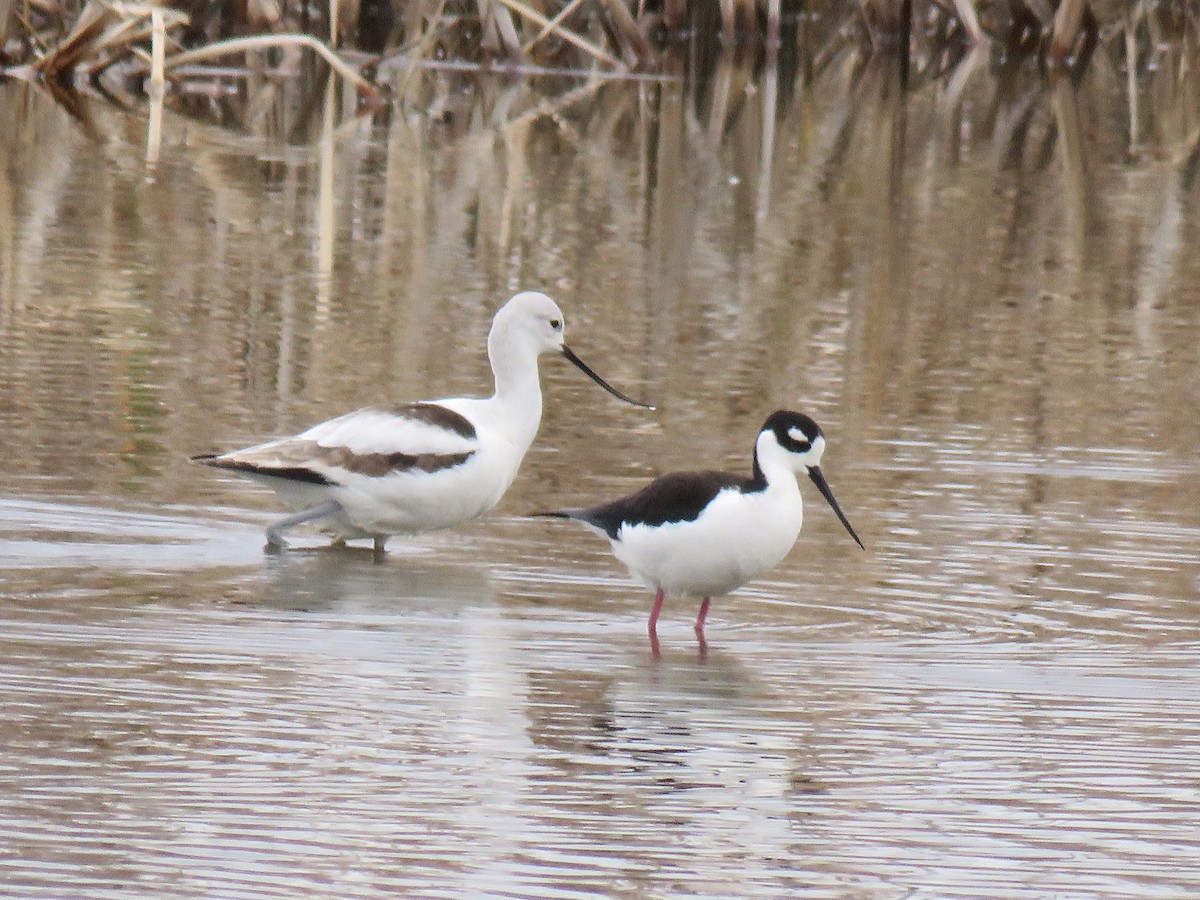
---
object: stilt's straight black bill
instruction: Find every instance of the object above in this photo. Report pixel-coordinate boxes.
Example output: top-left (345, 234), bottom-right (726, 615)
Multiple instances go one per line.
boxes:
top-left (562, 345), bottom-right (655, 409)
top-left (808, 466), bottom-right (865, 550)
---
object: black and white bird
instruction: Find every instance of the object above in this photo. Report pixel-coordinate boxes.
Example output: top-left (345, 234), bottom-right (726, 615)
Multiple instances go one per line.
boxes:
top-left (194, 291), bottom-right (652, 554)
top-left (535, 410), bottom-right (864, 640)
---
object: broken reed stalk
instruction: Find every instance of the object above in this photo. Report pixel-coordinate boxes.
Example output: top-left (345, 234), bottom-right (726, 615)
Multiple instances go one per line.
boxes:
top-left (492, 0), bottom-right (623, 69)
top-left (32, 0), bottom-right (116, 76)
top-left (951, 0), bottom-right (982, 46)
top-left (145, 6), bottom-right (164, 167)
top-left (478, 0), bottom-right (523, 59)
top-left (404, 56), bottom-right (676, 80)
top-left (1125, 17), bottom-right (1139, 148)
top-left (164, 34), bottom-right (379, 97)
top-left (148, 6), bottom-right (164, 88)
top-left (522, 0), bottom-right (588, 52)
top-left (600, 0), bottom-right (653, 65)
top-left (718, 0), bottom-right (734, 43)
top-left (392, 0), bottom-right (450, 98)
top-left (1048, 0), bottom-right (1086, 63)
top-left (29, 0), bottom-right (189, 81)
top-left (764, 0), bottom-right (779, 46)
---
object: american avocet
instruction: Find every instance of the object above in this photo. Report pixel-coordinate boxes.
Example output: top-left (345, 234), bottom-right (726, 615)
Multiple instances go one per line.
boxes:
top-left (194, 291), bottom-right (653, 555)
top-left (535, 410), bottom-right (863, 642)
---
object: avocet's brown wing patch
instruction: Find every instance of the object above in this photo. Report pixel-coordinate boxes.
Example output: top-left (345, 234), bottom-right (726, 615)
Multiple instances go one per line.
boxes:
top-left (194, 402), bottom-right (479, 485)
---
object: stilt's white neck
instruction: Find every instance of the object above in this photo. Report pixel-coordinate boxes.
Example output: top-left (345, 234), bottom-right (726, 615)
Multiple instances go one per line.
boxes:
top-left (754, 430), bottom-right (815, 490)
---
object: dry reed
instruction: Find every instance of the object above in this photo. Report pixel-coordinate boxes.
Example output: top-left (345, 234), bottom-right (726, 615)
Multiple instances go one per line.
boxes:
top-left (0, 0), bottom-right (1197, 135)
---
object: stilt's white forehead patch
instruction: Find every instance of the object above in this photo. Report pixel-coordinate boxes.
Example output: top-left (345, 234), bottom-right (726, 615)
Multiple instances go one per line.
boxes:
top-left (787, 426), bottom-right (813, 445)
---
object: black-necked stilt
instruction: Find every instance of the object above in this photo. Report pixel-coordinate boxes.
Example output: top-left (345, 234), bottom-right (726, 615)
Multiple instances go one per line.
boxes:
top-left (194, 291), bottom-right (653, 554)
top-left (535, 410), bottom-right (863, 642)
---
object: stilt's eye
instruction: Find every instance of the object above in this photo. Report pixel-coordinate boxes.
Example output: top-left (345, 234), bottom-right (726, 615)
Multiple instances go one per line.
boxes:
top-left (549, 319), bottom-right (562, 330)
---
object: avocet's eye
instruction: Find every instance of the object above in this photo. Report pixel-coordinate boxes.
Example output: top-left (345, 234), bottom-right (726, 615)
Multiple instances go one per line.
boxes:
top-left (549, 319), bottom-right (562, 331)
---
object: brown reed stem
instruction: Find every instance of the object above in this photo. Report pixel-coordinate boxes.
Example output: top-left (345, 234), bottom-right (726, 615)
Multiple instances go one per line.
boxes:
top-left (1049, 0), bottom-right (1086, 63)
top-left (165, 33), bottom-right (379, 96)
top-left (492, 0), bottom-right (623, 69)
top-left (522, 0), bottom-right (587, 52)
top-left (600, 0), bottom-right (653, 66)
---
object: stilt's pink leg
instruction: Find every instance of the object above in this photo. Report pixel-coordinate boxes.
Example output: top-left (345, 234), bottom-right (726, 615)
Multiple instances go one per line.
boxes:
top-left (648, 588), bottom-right (665, 635)
top-left (694, 597), bottom-right (711, 634)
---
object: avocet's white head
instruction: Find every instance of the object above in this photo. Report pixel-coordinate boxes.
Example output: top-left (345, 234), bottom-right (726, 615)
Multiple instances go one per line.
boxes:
top-left (488, 291), bottom-right (653, 408)
top-left (757, 410), bottom-right (865, 550)
top-left (489, 291), bottom-right (569, 358)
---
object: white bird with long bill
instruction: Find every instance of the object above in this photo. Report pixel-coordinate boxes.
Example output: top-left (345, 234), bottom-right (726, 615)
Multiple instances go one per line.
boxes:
top-left (195, 291), bottom-right (653, 555)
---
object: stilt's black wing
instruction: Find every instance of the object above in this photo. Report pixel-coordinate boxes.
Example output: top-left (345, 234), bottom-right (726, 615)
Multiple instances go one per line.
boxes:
top-left (537, 470), bottom-right (749, 540)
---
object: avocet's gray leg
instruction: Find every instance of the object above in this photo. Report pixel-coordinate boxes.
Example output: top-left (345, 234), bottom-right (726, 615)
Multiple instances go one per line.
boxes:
top-left (264, 500), bottom-right (343, 551)
top-left (372, 535), bottom-right (386, 560)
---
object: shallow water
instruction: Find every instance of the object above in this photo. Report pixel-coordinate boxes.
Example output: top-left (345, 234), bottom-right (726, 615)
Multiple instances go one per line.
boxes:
top-left (2, 45), bottom-right (1200, 898)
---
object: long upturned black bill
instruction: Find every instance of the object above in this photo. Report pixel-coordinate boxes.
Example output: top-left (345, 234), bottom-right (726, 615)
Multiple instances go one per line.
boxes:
top-left (562, 345), bottom-right (655, 409)
top-left (808, 465), bottom-right (865, 550)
